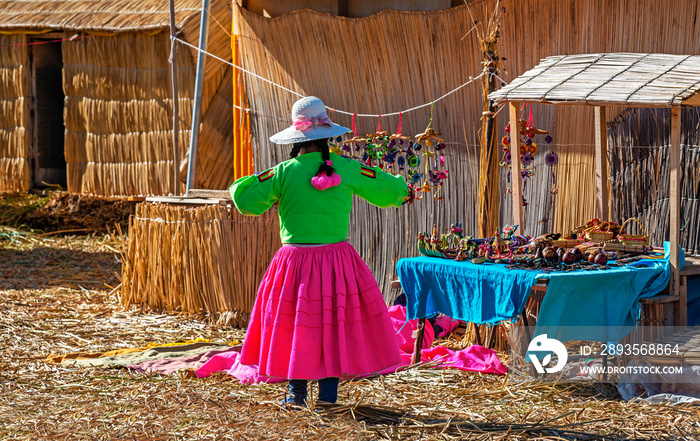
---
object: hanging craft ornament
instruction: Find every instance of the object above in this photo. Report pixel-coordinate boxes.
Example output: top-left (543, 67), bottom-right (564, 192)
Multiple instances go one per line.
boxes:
top-left (342, 113), bottom-right (367, 158)
top-left (334, 106), bottom-right (449, 202)
top-left (544, 134), bottom-right (558, 194)
top-left (412, 103), bottom-right (448, 200)
top-left (499, 103), bottom-right (553, 206)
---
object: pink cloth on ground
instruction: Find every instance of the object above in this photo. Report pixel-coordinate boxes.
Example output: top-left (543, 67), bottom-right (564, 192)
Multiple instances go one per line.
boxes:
top-left (240, 242), bottom-right (403, 380)
top-left (387, 304), bottom-right (435, 353)
top-left (433, 315), bottom-right (462, 337)
top-left (196, 305), bottom-right (507, 382)
top-left (421, 345), bottom-right (508, 374)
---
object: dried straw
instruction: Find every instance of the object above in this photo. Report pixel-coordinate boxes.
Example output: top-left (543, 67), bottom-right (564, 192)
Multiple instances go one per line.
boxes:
top-left (2, 229), bottom-right (699, 440)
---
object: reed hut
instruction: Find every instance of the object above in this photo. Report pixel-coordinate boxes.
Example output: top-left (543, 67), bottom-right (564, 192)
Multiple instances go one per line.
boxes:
top-left (0, 0), bottom-right (234, 195)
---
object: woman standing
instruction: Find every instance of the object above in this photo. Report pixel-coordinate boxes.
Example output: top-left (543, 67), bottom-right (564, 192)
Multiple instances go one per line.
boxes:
top-left (230, 96), bottom-right (412, 405)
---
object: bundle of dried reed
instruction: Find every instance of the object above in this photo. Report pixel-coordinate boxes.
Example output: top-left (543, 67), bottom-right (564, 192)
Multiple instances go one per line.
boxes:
top-left (120, 202), bottom-right (281, 326)
top-left (0, 34), bottom-right (29, 192)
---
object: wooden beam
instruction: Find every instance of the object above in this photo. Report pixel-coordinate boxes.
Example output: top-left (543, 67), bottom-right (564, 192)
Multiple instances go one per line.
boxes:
top-left (145, 196), bottom-right (228, 205)
top-left (681, 94), bottom-right (700, 107)
top-left (411, 317), bottom-right (426, 365)
top-left (186, 189), bottom-right (232, 199)
top-left (669, 106), bottom-right (685, 326)
top-left (509, 102), bottom-right (523, 230)
top-left (594, 106), bottom-right (609, 219)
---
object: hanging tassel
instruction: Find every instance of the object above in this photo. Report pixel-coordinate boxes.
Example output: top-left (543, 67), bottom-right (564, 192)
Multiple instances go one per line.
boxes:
top-left (311, 173), bottom-right (342, 190)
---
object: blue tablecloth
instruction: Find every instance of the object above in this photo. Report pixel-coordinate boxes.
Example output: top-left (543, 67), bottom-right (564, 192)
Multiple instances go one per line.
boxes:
top-left (534, 242), bottom-right (681, 342)
top-left (396, 257), bottom-right (540, 324)
top-left (397, 243), bottom-right (680, 343)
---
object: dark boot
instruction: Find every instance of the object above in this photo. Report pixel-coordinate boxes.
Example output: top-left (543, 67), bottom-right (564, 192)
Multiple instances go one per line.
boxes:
top-left (317, 377), bottom-right (339, 404)
top-left (282, 379), bottom-right (307, 406)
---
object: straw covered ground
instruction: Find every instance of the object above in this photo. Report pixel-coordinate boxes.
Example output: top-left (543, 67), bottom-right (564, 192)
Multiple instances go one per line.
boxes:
top-left (1, 199), bottom-right (699, 439)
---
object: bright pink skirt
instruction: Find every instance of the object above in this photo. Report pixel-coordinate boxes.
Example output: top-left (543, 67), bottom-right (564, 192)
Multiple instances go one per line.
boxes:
top-left (240, 242), bottom-right (402, 380)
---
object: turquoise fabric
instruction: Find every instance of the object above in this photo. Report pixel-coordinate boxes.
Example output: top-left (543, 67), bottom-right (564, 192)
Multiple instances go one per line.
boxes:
top-left (397, 243), bottom-right (683, 343)
top-left (230, 152), bottom-right (408, 243)
top-left (533, 242), bottom-right (682, 342)
top-left (397, 257), bottom-right (540, 324)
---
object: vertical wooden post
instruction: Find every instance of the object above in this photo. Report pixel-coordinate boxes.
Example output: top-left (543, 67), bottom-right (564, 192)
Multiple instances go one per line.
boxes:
top-left (669, 106), bottom-right (685, 326)
top-left (509, 102), bottom-right (523, 230)
top-left (411, 317), bottom-right (426, 365)
top-left (477, 43), bottom-right (500, 238)
top-left (594, 106), bottom-right (608, 220)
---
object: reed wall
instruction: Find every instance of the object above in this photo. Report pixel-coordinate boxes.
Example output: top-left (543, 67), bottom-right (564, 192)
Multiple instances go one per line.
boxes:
top-left (63, 32), bottom-right (195, 195)
top-left (0, 34), bottom-right (29, 192)
top-left (121, 203), bottom-right (281, 327)
top-left (234, 0), bottom-right (700, 294)
top-left (608, 108), bottom-right (700, 255)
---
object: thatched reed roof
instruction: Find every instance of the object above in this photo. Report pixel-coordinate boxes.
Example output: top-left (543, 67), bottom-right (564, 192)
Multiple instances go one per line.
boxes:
top-left (0, 0), bottom-right (204, 33)
top-left (489, 53), bottom-right (700, 108)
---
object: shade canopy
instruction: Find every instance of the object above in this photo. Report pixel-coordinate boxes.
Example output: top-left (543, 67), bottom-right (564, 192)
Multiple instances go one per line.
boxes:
top-left (489, 53), bottom-right (700, 108)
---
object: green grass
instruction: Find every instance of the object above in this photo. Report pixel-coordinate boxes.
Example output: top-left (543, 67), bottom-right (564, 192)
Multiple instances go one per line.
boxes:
top-left (0, 192), bottom-right (51, 230)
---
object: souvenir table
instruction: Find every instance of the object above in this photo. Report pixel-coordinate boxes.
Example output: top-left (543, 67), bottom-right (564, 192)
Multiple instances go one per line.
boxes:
top-left (397, 245), bottom-right (677, 345)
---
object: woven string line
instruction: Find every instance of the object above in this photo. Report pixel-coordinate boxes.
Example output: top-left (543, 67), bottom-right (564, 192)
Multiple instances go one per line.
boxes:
top-left (171, 36), bottom-right (484, 119)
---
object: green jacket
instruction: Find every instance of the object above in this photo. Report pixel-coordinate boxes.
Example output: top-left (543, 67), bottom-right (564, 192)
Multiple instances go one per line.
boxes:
top-left (229, 152), bottom-right (409, 243)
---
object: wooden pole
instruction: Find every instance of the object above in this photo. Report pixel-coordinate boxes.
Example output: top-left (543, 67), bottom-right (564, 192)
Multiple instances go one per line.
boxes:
top-left (509, 102), bottom-right (523, 230)
top-left (411, 317), bottom-right (426, 365)
top-left (168, 0), bottom-right (180, 196)
top-left (477, 49), bottom-right (500, 238)
top-left (594, 106), bottom-right (608, 219)
top-left (669, 106), bottom-right (685, 326)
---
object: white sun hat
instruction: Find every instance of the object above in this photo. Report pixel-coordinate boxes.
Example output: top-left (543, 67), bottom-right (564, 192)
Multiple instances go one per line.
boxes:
top-left (269, 96), bottom-right (350, 145)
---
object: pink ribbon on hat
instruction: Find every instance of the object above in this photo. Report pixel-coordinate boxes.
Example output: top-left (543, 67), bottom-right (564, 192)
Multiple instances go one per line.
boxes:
top-left (293, 113), bottom-right (332, 131)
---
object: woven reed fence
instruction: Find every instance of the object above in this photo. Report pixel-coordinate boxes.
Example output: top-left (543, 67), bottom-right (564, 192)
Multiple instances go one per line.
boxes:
top-left (120, 202), bottom-right (281, 327)
top-left (234, 0), bottom-right (700, 294)
top-left (608, 107), bottom-right (700, 255)
top-left (0, 34), bottom-right (29, 192)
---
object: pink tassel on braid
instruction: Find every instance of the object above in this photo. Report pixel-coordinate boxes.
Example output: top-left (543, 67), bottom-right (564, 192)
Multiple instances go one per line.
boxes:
top-left (311, 173), bottom-right (341, 190)
top-left (311, 159), bottom-right (341, 190)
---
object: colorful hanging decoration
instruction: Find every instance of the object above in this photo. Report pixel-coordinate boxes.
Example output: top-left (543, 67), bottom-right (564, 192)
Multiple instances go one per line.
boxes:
top-left (499, 104), bottom-right (553, 206)
top-left (412, 126), bottom-right (448, 200)
top-left (544, 138), bottom-right (558, 194)
top-left (336, 109), bottom-right (449, 201)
